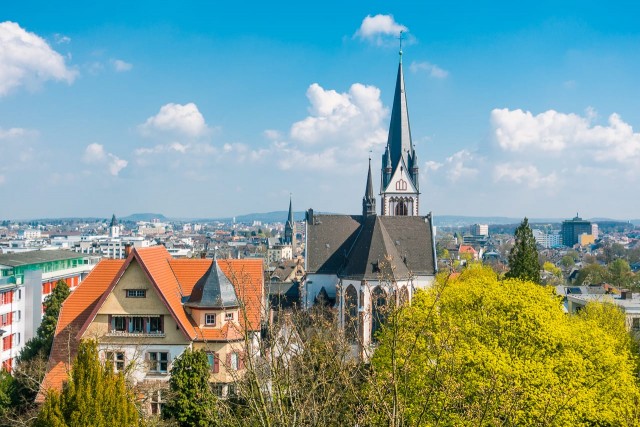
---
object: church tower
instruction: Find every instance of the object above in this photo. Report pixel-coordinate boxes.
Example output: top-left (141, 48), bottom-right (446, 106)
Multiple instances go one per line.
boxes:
top-left (380, 44), bottom-right (419, 216)
top-left (109, 214), bottom-right (120, 238)
top-left (284, 196), bottom-right (296, 248)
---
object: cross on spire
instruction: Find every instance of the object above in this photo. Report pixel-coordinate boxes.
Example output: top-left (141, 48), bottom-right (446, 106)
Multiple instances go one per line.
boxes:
top-left (398, 31), bottom-right (405, 61)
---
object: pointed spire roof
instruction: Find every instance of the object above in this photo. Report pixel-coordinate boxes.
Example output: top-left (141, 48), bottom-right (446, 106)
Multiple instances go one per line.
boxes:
top-left (287, 195), bottom-right (294, 226)
top-left (186, 256), bottom-right (239, 309)
top-left (365, 158), bottom-right (375, 201)
top-left (385, 56), bottom-right (414, 177)
top-left (363, 158), bottom-right (376, 217)
top-left (110, 214), bottom-right (117, 227)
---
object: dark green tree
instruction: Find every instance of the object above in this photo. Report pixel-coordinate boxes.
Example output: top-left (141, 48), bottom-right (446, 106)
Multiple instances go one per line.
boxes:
top-left (19, 279), bottom-right (71, 362)
top-left (163, 349), bottom-right (218, 427)
top-left (35, 340), bottom-right (141, 427)
top-left (505, 217), bottom-right (541, 283)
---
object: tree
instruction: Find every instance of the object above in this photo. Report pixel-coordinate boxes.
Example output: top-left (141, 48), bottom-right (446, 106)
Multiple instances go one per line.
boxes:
top-left (369, 265), bottom-right (640, 426)
top-left (35, 339), bottom-right (141, 427)
top-left (20, 280), bottom-right (71, 362)
top-left (163, 349), bottom-right (218, 427)
top-left (575, 263), bottom-right (609, 285)
top-left (505, 217), bottom-right (540, 283)
top-left (609, 258), bottom-right (634, 288)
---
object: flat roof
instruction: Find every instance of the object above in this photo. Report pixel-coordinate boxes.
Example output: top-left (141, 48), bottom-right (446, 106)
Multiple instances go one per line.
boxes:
top-left (567, 293), bottom-right (640, 312)
top-left (0, 250), bottom-right (86, 267)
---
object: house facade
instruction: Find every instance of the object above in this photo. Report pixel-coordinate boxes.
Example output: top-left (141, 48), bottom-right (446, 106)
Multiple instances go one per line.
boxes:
top-left (38, 246), bottom-right (264, 414)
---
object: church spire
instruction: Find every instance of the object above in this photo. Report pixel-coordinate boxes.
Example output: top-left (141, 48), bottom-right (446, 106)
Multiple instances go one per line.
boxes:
top-left (284, 195), bottom-right (295, 247)
top-left (363, 157), bottom-right (376, 218)
top-left (386, 52), bottom-right (414, 177)
top-left (380, 39), bottom-right (420, 216)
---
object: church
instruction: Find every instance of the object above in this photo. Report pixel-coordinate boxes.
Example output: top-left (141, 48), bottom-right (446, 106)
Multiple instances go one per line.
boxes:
top-left (303, 50), bottom-right (437, 357)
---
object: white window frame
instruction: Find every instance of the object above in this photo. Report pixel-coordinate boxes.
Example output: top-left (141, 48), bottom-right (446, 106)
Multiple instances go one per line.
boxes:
top-left (148, 351), bottom-right (169, 374)
top-left (205, 313), bottom-right (216, 326)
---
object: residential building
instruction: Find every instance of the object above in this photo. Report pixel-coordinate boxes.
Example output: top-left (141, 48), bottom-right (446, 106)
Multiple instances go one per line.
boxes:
top-left (533, 229), bottom-right (562, 249)
top-left (0, 250), bottom-right (99, 371)
top-left (38, 246), bottom-right (264, 413)
top-left (565, 287), bottom-right (640, 331)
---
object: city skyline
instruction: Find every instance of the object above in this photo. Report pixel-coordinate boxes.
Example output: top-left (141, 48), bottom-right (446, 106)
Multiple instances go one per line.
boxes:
top-left (2, 1), bottom-right (640, 220)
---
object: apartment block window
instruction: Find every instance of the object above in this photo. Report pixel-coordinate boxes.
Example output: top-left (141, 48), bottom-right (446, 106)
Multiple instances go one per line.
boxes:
top-left (126, 289), bottom-right (146, 298)
top-left (205, 313), bottom-right (216, 326)
top-left (0, 291), bottom-right (13, 305)
top-left (2, 335), bottom-right (12, 351)
top-left (105, 351), bottom-right (126, 372)
top-left (113, 316), bottom-right (126, 332)
top-left (0, 312), bottom-right (12, 327)
top-left (225, 312), bottom-right (234, 321)
top-left (148, 352), bottom-right (169, 373)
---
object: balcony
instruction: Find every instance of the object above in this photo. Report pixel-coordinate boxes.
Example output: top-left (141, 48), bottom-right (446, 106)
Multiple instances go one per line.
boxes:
top-left (106, 330), bottom-right (165, 338)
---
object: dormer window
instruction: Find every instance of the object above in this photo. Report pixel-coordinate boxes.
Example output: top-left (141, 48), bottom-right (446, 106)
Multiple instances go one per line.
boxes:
top-left (225, 312), bottom-right (234, 321)
top-left (205, 313), bottom-right (216, 326)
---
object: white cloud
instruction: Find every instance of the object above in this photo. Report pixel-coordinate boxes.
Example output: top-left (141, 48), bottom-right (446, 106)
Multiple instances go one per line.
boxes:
top-left (425, 160), bottom-right (442, 172)
top-left (444, 150), bottom-right (479, 182)
top-left (53, 33), bottom-right (71, 44)
top-left (290, 83), bottom-right (387, 152)
top-left (263, 129), bottom-right (282, 141)
top-left (83, 143), bottom-right (127, 176)
top-left (0, 127), bottom-right (37, 139)
top-left (493, 163), bottom-right (557, 189)
top-left (139, 103), bottom-right (209, 138)
top-left (112, 59), bottom-right (132, 72)
top-left (409, 61), bottom-right (449, 79)
top-left (491, 108), bottom-right (640, 164)
top-left (355, 14), bottom-right (408, 46)
top-left (0, 21), bottom-right (77, 96)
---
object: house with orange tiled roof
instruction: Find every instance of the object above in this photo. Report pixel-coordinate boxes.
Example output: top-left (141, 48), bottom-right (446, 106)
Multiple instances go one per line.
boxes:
top-left (458, 245), bottom-right (479, 261)
top-left (38, 246), bottom-right (264, 415)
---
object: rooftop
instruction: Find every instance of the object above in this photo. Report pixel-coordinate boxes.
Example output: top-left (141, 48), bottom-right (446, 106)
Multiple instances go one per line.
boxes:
top-left (0, 250), bottom-right (87, 267)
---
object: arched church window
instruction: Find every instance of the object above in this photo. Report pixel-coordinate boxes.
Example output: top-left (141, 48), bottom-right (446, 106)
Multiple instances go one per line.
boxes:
top-left (371, 286), bottom-right (387, 342)
top-left (344, 285), bottom-right (358, 343)
top-left (396, 179), bottom-right (407, 191)
top-left (395, 200), bottom-right (407, 216)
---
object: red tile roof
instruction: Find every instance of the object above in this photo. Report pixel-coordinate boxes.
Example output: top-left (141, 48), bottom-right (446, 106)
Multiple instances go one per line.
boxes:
top-left (38, 248), bottom-right (265, 398)
top-left (459, 245), bottom-right (477, 254)
top-left (37, 259), bottom-right (125, 402)
top-left (218, 259), bottom-right (264, 332)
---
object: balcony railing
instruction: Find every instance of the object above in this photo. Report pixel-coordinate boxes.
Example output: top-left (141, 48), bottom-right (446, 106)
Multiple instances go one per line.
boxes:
top-left (106, 330), bottom-right (165, 338)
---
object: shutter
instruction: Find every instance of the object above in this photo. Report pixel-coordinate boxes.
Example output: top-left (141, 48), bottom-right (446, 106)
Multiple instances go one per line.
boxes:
top-left (226, 353), bottom-right (231, 370)
top-left (7, 312), bottom-right (12, 325)
top-left (127, 317), bottom-right (132, 333)
top-left (239, 352), bottom-right (245, 370)
top-left (213, 353), bottom-right (219, 373)
top-left (145, 317), bottom-right (150, 333)
top-left (108, 315), bottom-right (112, 331)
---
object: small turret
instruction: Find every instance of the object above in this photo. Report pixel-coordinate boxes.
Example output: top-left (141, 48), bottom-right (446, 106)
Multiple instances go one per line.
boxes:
top-left (410, 150), bottom-right (419, 191)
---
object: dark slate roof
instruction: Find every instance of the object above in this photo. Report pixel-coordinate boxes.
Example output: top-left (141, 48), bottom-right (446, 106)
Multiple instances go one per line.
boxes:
top-left (305, 215), bottom-right (362, 274)
top-left (306, 212), bottom-right (436, 278)
top-left (269, 259), bottom-right (301, 282)
top-left (387, 60), bottom-right (414, 174)
top-left (0, 250), bottom-right (86, 267)
top-left (267, 282), bottom-right (300, 310)
top-left (186, 259), bottom-right (239, 308)
top-left (340, 216), bottom-right (410, 280)
top-left (379, 216), bottom-right (436, 276)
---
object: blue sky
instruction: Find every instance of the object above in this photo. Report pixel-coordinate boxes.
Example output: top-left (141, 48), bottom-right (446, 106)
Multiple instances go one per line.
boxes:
top-left (2, 1), bottom-right (640, 220)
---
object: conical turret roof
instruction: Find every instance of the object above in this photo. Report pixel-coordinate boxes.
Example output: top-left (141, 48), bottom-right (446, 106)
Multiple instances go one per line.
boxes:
top-left (186, 258), bottom-right (239, 309)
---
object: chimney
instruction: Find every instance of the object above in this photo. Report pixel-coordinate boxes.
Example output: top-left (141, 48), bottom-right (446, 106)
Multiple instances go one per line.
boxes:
top-left (124, 244), bottom-right (132, 257)
top-left (200, 251), bottom-right (207, 259)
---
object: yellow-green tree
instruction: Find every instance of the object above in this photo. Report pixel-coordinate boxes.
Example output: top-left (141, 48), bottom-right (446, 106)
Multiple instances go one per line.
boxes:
top-left (35, 340), bottom-right (141, 427)
top-left (368, 265), bottom-right (640, 426)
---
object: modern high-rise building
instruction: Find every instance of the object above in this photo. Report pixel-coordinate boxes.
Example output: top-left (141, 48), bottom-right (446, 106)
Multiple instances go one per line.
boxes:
top-left (471, 224), bottom-right (489, 237)
top-left (561, 214), bottom-right (592, 247)
top-left (0, 250), bottom-right (99, 371)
